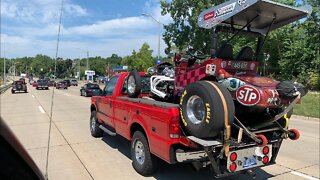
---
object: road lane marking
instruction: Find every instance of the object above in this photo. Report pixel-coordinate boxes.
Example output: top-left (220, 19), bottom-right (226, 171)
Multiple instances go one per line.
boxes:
top-left (291, 171), bottom-right (318, 180)
top-left (38, 106), bottom-right (45, 114)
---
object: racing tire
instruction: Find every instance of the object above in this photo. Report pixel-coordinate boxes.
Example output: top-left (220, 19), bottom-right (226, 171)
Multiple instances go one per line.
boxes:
top-left (256, 134), bottom-right (268, 147)
top-left (131, 131), bottom-right (159, 176)
top-left (180, 81), bottom-right (234, 138)
top-left (127, 70), bottom-right (142, 98)
top-left (288, 129), bottom-right (300, 140)
top-left (90, 111), bottom-right (103, 137)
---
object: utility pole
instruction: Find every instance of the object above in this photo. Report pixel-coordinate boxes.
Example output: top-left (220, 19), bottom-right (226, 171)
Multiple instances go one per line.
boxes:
top-left (141, 13), bottom-right (162, 60)
top-left (77, 48), bottom-right (89, 70)
top-left (78, 58), bottom-right (81, 81)
top-left (86, 48), bottom-right (89, 70)
top-left (3, 51), bottom-right (6, 84)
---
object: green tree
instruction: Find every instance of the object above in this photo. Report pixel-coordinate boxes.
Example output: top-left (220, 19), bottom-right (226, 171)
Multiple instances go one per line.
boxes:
top-left (161, 0), bottom-right (224, 53)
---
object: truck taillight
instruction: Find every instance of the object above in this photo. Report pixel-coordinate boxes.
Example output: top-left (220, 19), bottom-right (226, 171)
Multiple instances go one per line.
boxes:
top-left (169, 117), bottom-right (180, 139)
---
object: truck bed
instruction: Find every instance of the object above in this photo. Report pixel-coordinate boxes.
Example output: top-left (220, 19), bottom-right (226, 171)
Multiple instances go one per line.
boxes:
top-left (117, 96), bottom-right (179, 108)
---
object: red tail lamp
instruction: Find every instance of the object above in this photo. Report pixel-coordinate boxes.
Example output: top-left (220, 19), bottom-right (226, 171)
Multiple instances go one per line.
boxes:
top-left (262, 146), bottom-right (269, 155)
top-left (229, 162), bottom-right (237, 172)
top-left (230, 152), bottom-right (237, 161)
top-left (262, 156), bottom-right (269, 164)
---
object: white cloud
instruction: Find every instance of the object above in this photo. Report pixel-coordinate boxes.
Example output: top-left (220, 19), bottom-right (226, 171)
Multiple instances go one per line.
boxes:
top-left (0, 0), bottom-right (88, 23)
top-left (1, 0), bottom-right (171, 59)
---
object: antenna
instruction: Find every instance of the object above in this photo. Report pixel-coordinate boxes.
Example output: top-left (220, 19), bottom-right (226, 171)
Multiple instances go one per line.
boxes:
top-left (45, 0), bottom-right (64, 178)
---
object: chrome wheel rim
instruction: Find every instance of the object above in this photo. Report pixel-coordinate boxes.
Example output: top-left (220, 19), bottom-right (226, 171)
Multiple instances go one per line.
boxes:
top-left (127, 75), bottom-right (136, 94)
top-left (186, 95), bottom-right (206, 125)
top-left (134, 140), bottom-right (145, 165)
top-left (91, 116), bottom-right (96, 131)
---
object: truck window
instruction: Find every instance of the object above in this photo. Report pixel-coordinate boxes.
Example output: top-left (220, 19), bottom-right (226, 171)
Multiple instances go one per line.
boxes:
top-left (103, 76), bottom-right (119, 96)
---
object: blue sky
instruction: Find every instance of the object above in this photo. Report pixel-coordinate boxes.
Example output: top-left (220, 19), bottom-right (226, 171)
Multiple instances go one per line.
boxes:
top-left (1, 0), bottom-right (171, 58)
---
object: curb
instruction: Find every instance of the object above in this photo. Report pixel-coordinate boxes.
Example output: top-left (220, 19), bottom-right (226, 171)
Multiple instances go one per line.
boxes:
top-left (291, 115), bottom-right (320, 122)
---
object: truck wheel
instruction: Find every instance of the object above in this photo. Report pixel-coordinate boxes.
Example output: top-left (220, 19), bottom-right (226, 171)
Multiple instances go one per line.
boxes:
top-left (127, 70), bottom-right (142, 98)
top-left (180, 81), bottom-right (234, 138)
top-left (90, 111), bottom-right (103, 137)
top-left (131, 131), bottom-right (159, 176)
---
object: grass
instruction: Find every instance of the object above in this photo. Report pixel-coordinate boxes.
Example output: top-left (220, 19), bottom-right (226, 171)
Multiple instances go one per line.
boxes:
top-left (293, 92), bottom-right (320, 118)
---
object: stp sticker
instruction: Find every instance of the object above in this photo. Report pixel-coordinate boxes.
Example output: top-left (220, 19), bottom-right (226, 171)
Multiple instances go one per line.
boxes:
top-left (236, 85), bottom-right (261, 106)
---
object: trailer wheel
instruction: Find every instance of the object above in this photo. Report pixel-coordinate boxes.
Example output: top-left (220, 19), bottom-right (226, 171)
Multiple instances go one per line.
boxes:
top-left (131, 131), bottom-right (159, 176)
top-left (180, 81), bottom-right (234, 138)
top-left (288, 128), bottom-right (300, 140)
top-left (127, 70), bottom-right (142, 98)
top-left (256, 134), bottom-right (268, 147)
top-left (90, 111), bottom-right (103, 137)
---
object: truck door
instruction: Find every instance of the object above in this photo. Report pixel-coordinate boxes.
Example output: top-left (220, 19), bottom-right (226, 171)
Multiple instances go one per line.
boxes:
top-left (97, 76), bottom-right (119, 128)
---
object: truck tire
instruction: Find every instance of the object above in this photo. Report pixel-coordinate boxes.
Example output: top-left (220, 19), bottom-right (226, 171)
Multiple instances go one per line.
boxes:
top-left (127, 70), bottom-right (142, 98)
top-left (90, 111), bottom-right (103, 137)
top-left (131, 131), bottom-right (159, 176)
top-left (180, 81), bottom-right (234, 138)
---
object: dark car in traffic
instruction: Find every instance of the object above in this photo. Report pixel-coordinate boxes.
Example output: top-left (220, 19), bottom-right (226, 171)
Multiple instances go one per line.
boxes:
top-left (80, 83), bottom-right (101, 97)
top-left (36, 79), bottom-right (49, 90)
top-left (70, 80), bottom-right (78, 86)
top-left (11, 80), bottom-right (27, 93)
top-left (56, 81), bottom-right (68, 89)
top-left (63, 80), bottom-right (71, 87)
top-left (47, 81), bottom-right (56, 87)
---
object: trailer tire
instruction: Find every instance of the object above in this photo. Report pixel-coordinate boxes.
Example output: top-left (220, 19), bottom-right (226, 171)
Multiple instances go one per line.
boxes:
top-left (256, 134), bottom-right (268, 147)
top-left (90, 111), bottom-right (103, 137)
top-left (180, 81), bottom-right (234, 138)
top-left (288, 128), bottom-right (300, 140)
top-left (131, 131), bottom-right (159, 176)
top-left (127, 70), bottom-right (142, 98)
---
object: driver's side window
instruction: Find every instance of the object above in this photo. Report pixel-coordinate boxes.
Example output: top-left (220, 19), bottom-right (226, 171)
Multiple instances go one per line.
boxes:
top-left (102, 76), bottom-right (119, 96)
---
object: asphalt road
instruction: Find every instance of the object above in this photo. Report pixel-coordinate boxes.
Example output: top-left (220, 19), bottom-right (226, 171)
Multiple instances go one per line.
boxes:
top-left (0, 83), bottom-right (319, 180)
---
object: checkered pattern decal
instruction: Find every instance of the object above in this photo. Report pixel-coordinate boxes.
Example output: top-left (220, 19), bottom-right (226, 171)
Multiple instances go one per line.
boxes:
top-left (175, 66), bottom-right (207, 88)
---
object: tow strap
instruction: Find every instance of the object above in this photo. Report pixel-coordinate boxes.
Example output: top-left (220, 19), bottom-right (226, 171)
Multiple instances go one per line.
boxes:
top-left (206, 81), bottom-right (231, 156)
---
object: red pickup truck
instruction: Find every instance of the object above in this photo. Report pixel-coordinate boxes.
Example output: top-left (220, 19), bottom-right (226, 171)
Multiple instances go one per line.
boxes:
top-left (90, 72), bottom-right (285, 178)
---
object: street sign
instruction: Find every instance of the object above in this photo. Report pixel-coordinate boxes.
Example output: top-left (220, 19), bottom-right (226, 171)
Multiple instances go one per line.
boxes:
top-left (85, 70), bottom-right (95, 75)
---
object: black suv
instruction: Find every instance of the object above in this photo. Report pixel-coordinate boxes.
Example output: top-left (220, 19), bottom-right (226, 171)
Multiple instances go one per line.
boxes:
top-left (11, 80), bottom-right (27, 93)
top-left (36, 79), bottom-right (49, 90)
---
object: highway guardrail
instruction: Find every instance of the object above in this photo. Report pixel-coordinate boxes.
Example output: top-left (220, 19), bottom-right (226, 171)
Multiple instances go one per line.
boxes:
top-left (0, 84), bottom-right (12, 94)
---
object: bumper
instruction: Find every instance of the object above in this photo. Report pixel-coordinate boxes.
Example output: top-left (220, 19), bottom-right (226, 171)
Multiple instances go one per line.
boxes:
top-left (173, 136), bottom-right (282, 178)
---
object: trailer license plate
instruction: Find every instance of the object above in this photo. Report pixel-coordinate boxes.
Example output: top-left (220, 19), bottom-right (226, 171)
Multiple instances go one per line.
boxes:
top-left (243, 156), bottom-right (257, 168)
